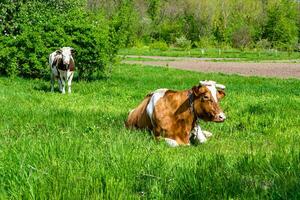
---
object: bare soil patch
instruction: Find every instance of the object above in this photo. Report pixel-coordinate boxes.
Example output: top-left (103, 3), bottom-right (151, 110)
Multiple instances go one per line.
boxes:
top-left (123, 56), bottom-right (300, 79)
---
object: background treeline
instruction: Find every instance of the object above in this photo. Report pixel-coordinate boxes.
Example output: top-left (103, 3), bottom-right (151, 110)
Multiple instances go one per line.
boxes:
top-left (91, 0), bottom-right (300, 50)
top-left (1, 0), bottom-right (300, 78)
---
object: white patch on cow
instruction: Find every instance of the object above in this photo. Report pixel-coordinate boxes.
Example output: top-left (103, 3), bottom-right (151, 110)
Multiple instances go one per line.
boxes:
top-left (200, 80), bottom-right (218, 102)
top-left (146, 88), bottom-right (168, 126)
top-left (67, 71), bottom-right (74, 93)
top-left (207, 85), bottom-right (218, 103)
top-left (191, 125), bottom-right (207, 143)
top-left (199, 80), bottom-right (226, 103)
top-left (58, 69), bottom-right (67, 94)
top-left (61, 47), bottom-right (73, 65)
top-left (202, 130), bottom-right (213, 138)
top-left (164, 138), bottom-right (179, 147)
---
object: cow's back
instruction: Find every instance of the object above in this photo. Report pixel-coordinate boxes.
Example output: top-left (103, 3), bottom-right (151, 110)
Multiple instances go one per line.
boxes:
top-left (125, 94), bottom-right (153, 130)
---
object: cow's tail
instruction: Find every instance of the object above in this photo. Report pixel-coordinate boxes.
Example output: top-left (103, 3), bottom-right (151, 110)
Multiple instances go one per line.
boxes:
top-left (125, 93), bottom-right (153, 130)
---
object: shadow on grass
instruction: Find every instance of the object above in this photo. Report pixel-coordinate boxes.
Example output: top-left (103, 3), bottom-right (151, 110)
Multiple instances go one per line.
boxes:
top-left (33, 82), bottom-right (52, 93)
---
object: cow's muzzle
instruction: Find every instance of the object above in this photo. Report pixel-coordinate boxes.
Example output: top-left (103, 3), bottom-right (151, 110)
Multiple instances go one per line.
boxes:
top-left (214, 112), bottom-right (226, 122)
top-left (63, 61), bottom-right (70, 65)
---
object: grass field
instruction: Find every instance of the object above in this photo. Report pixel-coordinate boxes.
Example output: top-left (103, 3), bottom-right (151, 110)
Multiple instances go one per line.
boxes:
top-left (119, 47), bottom-right (300, 61)
top-left (1, 63), bottom-right (300, 199)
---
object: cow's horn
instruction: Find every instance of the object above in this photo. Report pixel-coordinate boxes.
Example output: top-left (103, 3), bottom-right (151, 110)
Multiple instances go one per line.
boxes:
top-left (199, 80), bottom-right (207, 86)
top-left (216, 83), bottom-right (226, 89)
top-left (199, 80), bottom-right (216, 86)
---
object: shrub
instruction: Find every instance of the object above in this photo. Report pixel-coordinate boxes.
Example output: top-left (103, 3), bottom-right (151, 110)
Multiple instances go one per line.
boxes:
top-left (149, 41), bottom-right (169, 51)
top-left (256, 39), bottom-right (271, 50)
top-left (232, 27), bottom-right (252, 49)
top-left (175, 36), bottom-right (192, 50)
top-left (195, 36), bottom-right (217, 48)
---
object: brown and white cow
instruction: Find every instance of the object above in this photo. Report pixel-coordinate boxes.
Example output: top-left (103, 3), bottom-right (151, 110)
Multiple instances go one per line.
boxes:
top-left (49, 47), bottom-right (75, 94)
top-left (125, 80), bottom-right (226, 147)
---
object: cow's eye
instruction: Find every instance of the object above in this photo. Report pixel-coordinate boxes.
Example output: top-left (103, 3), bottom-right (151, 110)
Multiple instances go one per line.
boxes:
top-left (203, 95), bottom-right (210, 101)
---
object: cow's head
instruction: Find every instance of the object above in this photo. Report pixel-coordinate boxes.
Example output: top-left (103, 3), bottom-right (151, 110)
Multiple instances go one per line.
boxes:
top-left (56, 47), bottom-right (75, 65)
top-left (192, 80), bottom-right (226, 122)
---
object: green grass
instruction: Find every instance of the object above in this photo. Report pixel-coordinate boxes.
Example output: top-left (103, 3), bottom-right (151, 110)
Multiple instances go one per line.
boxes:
top-left (1, 64), bottom-right (300, 199)
top-left (119, 47), bottom-right (300, 61)
top-left (119, 56), bottom-right (176, 62)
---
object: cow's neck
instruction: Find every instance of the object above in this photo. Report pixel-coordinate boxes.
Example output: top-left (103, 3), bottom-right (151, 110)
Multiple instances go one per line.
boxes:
top-left (187, 90), bottom-right (199, 128)
top-left (174, 90), bottom-right (198, 126)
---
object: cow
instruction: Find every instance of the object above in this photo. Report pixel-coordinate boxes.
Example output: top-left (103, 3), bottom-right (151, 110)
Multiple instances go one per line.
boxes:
top-left (49, 47), bottom-right (75, 94)
top-left (125, 80), bottom-right (226, 147)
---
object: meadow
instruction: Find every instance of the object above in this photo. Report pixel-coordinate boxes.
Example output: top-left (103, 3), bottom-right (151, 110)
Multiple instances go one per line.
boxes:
top-left (0, 63), bottom-right (300, 199)
top-left (120, 47), bottom-right (300, 62)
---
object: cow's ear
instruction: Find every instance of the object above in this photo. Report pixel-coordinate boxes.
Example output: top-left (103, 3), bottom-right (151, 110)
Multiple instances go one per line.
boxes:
top-left (56, 49), bottom-right (62, 54)
top-left (70, 48), bottom-right (75, 54)
top-left (217, 89), bottom-right (225, 99)
top-left (192, 85), bottom-right (205, 97)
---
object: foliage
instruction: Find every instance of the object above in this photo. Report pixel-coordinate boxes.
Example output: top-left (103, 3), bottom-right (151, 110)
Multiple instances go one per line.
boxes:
top-left (232, 26), bottom-right (252, 49)
top-left (149, 41), bottom-right (169, 51)
top-left (195, 36), bottom-right (217, 49)
top-left (0, 0), bottom-right (116, 79)
top-left (255, 39), bottom-right (272, 50)
top-left (263, 0), bottom-right (299, 50)
top-left (0, 64), bottom-right (300, 198)
top-left (96, 0), bottom-right (300, 50)
top-left (175, 36), bottom-right (192, 50)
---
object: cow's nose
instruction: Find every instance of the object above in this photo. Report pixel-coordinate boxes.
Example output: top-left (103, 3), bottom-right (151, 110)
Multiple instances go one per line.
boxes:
top-left (217, 112), bottom-right (226, 121)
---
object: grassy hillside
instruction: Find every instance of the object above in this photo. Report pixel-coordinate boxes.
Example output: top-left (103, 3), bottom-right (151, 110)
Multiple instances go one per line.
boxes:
top-left (0, 64), bottom-right (300, 199)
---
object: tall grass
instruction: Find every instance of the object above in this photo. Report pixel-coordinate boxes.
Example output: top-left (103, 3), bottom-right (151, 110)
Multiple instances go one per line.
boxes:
top-left (0, 64), bottom-right (300, 199)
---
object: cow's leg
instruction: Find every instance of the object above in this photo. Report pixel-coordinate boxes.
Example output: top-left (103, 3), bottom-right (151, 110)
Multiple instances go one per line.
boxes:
top-left (50, 73), bottom-right (55, 92)
top-left (58, 78), bottom-right (63, 92)
top-left (67, 71), bottom-right (74, 94)
top-left (59, 71), bottom-right (66, 94)
top-left (202, 130), bottom-right (213, 138)
top-left (190, 125), bottom-right (207, 145)
top-left (164, 138), bottom-right (179, 147)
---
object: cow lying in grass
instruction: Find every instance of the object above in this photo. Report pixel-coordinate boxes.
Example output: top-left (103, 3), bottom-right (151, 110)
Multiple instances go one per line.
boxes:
top-left (49, 47), bottom-right (75, 94)
top-left (125, 81), bottom-right (226, 147)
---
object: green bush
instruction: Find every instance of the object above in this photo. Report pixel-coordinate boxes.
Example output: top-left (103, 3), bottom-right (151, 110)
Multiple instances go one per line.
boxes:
top-left (0, 0), bottom-right (117, 79)
top-left (175, 36), bottom-right (192, 50)
top-left (232, 27), bottom-right (252, 49)
top-left (195, 36), bottom-right (217, 48)
top-left (149, 41), bottom-right (169, 51)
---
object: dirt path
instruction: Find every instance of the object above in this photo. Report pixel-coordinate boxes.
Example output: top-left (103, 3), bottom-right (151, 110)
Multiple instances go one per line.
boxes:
top-left (123, 56), bottom-right (300, 79)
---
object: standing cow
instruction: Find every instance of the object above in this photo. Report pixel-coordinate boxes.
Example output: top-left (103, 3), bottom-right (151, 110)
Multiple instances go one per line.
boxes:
top-left (125, 80), bottom-right (226, 147)
top-left (49, 47), bottom-right (75, 94)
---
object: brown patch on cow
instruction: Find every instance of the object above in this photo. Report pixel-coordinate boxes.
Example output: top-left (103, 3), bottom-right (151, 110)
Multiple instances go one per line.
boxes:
top-left (125, 93), bottom-right (153, 130)
top-left (69, 57), bottom-right (75, 71)
top-left (152, 90), bottom-right (196, 145)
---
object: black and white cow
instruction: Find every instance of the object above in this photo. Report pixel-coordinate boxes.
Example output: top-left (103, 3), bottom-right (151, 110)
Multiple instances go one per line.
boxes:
top-left (49, 47), bottom-right (75, 94)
